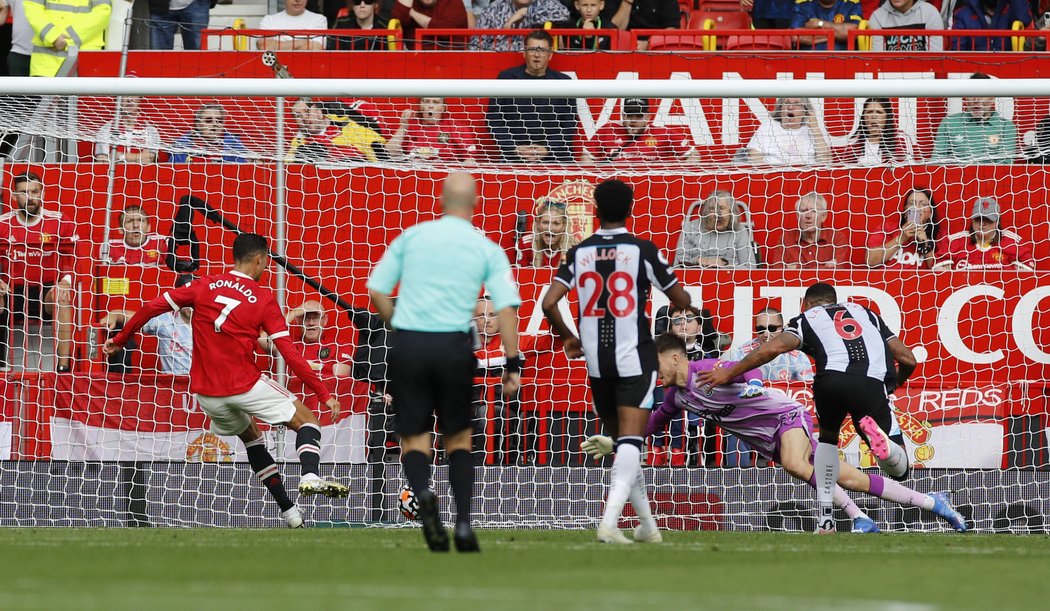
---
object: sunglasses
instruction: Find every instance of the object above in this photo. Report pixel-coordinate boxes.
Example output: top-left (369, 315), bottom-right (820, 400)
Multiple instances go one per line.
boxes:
top-left (755, 325), bottom-right (782, 333)
top-left (352, 0), bottom-right (376, 5)
top-left (525, 46), bottom-right (553, 54)
top-left (671, 316), bottom-right (697, 325)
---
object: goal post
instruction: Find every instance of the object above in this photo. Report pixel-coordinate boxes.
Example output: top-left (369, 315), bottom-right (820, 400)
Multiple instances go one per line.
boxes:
top-left (0, 74), bottom-right (1047, 532)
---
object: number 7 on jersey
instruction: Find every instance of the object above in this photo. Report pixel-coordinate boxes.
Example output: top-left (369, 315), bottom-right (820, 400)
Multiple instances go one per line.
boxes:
top-left (214, 295), bottom-right (242, 332)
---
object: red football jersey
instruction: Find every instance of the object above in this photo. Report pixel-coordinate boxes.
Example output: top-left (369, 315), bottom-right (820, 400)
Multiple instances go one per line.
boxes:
top-left (584, 123), bottom-right (693, 163)
top-left (112, 270), bottom-right (330, 401)
top-left (940, 231), bottom-right (1034, 270)
top-left (299, 341), bottom-right (349, 377)
top-left (0, 209), bottom-right (78, 286)
top-left (106, 234), bottom-right (166, 266)
top-left (403, 119), bottom-right (478, 161)
top-left (865, 221), bottom-right (942, 269)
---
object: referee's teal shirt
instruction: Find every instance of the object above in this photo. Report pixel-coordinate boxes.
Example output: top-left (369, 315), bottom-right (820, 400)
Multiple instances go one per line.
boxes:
top-left (367, 215), bottom-right (522, 332)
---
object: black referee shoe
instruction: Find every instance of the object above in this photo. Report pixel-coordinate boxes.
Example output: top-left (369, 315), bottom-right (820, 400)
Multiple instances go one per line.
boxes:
top-left (416, 490), bottom-right (449, 552)
top-left (453, 523), bottom-right (480, 553)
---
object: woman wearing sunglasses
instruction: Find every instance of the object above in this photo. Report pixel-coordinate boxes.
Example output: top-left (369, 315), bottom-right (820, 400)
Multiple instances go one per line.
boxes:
top-left (329, 0), bottom-right (389, 50)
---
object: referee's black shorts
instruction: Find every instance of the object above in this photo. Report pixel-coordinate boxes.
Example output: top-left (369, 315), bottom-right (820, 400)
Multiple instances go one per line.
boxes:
top-left (812, 371), bottom-right (893, 444)
top-left (388, 330), bottom-right (476, 437)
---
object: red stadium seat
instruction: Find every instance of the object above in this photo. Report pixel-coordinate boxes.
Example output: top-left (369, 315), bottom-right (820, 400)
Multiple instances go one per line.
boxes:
top-left (724, 33), bottom-right (791, 50)
top-left (647, 34), bottom-right (708, 50)
top-left (688, 9), bottom-right (751, 31)
top-left (697, 0), bottom-right (744, 11)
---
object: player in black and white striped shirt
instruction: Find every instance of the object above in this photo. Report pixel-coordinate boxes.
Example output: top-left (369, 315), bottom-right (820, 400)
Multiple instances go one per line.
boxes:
top-left (542, 179), bottom-right (692, 544)
top-left (699, 283), bottom-right (968, 533)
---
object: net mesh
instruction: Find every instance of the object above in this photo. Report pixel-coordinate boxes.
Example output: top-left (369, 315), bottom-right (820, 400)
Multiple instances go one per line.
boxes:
top-left (0, 55), bottom-right (1048, 532)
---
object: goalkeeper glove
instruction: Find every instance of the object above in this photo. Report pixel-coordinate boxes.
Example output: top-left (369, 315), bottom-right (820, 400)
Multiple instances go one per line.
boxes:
top-left (738, 379), bottom-right (768, 399)
top-left (581, 435), bottom-right (615, 459)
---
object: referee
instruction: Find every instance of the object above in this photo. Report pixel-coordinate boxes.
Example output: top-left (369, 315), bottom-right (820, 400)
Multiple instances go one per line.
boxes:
top-left (367, 172), bottom-right (522, 552)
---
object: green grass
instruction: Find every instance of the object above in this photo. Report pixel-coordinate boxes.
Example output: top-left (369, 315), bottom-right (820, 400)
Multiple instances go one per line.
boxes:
top-left (0, 529), bottom-right (1047, 611)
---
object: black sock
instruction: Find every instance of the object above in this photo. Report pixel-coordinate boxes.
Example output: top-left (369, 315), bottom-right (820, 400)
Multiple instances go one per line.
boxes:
top-left (401, 450), bottom-right (431, 495)
top-left (447, 449), bottom-right (473, 527)
top-left (245, 437), bottom-right (293, 512)
top-left (295, 424), bottom-right (322, 478)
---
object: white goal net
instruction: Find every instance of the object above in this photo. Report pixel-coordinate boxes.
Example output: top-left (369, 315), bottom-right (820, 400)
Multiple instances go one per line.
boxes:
top-left (0, 71), bottom-right (1047, 533)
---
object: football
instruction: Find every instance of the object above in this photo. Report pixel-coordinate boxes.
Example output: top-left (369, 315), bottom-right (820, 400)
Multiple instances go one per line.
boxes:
top-left (397, 484), bottom-right (419, 520)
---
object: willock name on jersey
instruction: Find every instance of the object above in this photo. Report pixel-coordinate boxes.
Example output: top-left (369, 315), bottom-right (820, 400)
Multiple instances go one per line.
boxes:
top-left (554, 227), bottom-right (679, 378)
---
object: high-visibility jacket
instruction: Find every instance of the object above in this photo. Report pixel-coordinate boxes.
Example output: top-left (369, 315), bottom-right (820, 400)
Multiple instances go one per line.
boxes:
top-left (24, 0), bottom-right (111, 77)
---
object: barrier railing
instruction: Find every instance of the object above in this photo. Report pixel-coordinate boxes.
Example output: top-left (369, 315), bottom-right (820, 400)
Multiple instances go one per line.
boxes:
top-left (201, 28), bottom-right (404, 51)
top-left (845, 27), bottom-right (1046, 52)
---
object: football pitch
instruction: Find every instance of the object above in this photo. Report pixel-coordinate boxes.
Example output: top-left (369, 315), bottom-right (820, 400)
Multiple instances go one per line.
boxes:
top-left (0, 528), bottom-right (1047, 611)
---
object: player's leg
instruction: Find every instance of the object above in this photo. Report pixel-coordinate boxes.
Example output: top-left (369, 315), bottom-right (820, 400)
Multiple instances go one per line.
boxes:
top-left (237, 421), bottom-right (302, 527)
top-left (197, 393), bottom-right (301, 527)
top-left (43, 284), bottom-right (72, 371)
top-left (609, 373), bottom-right (661, 544)
top-left (774, 418), bottom-right (877, 533)
top-left (851, 380), bottom-right (909, 480)
top-left (284, 399), bottom-right (349, 498)
top-left (811, 377), bottom-right (851, 533)
top-left (836, 465), bottom-right (967, 532)
top-left (588, 377), bottom-right (629, 543)
top-left (389, 330), bottom-right (448, 551)
top-left (433, 332), bottom-right (481, 552)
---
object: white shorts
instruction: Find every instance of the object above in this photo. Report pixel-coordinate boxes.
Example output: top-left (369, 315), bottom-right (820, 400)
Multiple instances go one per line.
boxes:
top-left (196, 376), bottom-right (298, 437)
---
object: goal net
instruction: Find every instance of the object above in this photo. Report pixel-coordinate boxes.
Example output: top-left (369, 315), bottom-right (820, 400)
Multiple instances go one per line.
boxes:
top-left (0, 62), bottom-right (1047, 533)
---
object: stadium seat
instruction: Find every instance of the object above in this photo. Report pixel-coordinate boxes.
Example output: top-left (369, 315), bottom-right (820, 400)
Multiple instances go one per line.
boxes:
top-left (697, 0), bottom-right (744, 11)
top-left (688, 9), bottom-right (751, 31)
top-left (723, 33), bottom-right (791, 50)
top-left (647, 34), bottom-right (708, 50)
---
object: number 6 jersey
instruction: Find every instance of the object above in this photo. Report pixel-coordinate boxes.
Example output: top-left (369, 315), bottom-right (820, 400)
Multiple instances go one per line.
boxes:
top-left (111, 270), bottom-right (330, 401)
top-left (554, 227), bottom-right (680, 378)
top-left (783, 302), bottom-right (898, 392)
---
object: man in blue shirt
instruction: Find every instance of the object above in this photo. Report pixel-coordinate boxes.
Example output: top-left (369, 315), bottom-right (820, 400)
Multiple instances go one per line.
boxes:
top-left (368, 172), bottom-right (521, 552)
top-left (951, 0), bottom-right (1031, 51)
top-left (791, 0), bottom-right (862, 49)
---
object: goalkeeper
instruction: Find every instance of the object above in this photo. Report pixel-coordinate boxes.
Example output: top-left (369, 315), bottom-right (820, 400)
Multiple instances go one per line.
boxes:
top-left (582, 333), bottom-right (968, 533)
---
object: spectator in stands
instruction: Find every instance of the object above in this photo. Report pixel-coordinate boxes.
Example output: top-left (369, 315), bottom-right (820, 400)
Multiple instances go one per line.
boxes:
top-left (102, 275), bottom-right (196, 376)
top-left (0, 172), bottom-right (78, 372)
top-left (556, 0), bottom-right (632, 28)
top-left (624, 0), bottom-right (680, 50)
top-left (867, 0), bottom-right (944, 50)
top-left (837, 97), bottom-right (916, 165)
top-left (727, 307), bottom-right (815, 383)
top-left (520, 198), bottom-right (576, 267)
top-left (149, 0), bottom-right (211, 50)
top-left (94, 95), bottom-right (160, 164)
top-left (580, 98), bottom-right (697, 164)
top-left (289, 98), bottom-right (389, 163)
top-left (3, 0), bottom-right (32, 76)
top-left (475, 0), bottom-right (570, 50)
top-left (933, 197), bottom-right (1035, 270)
top-left (329, 0), bottom-right (390, 49)
top-left (675, 190), bottom-right (758, 268)
top-left (951, 0), bottom-right (1031, 51)
top-left (555, 0), bottom-right (613, 50)
top-left (272, 300), bottom-right (354, 377)
top-left (104, 206), bottom-right (167, 266)
top-left (865, 187), bottom-right (941, 268)
top-left (258, 0), bottom-right (328, 50)
top-left (743, 97), bottom-right (833, 166)
top-left (791, 0), bottom-right (862, 50)
top-left (487, 30), bottom-right (576, 163)
top-left (169, 104), bottom-right (251, 164)
top-left (23, 0), bottom-right (108, 77)
top-left (742, 0), bottom-right (794, 28)
top-left (1023, 8), bottom-right (1049, 51)
top-left (767, 192), bottom-right (851, 268)
top-left (385, 98), bottom-right (480, 163)
top-left (932, 74), bottom-right (1017, 165)
top-left (391, 0), bottom-right (469, 49)
top-left (1025, 116), bottom-right (1050, 163)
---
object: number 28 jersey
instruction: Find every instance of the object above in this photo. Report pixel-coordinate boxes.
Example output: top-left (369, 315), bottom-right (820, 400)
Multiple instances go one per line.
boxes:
top-left (784, 301), bottom-right (897, 391)
top-left (555, 227), bottom-right (680, 378)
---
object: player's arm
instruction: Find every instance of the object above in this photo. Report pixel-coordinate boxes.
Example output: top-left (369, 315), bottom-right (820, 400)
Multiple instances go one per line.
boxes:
top-left (485, 243), bottom-right (524, 395)
top-left (887, 336), bottom-right (917, 387)
top-left (540, 280), bottom-right (582, 358)
top-left (105, 287), bottom-right (194, 354)
top-left (697, 334), bottom-right (800, 389)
